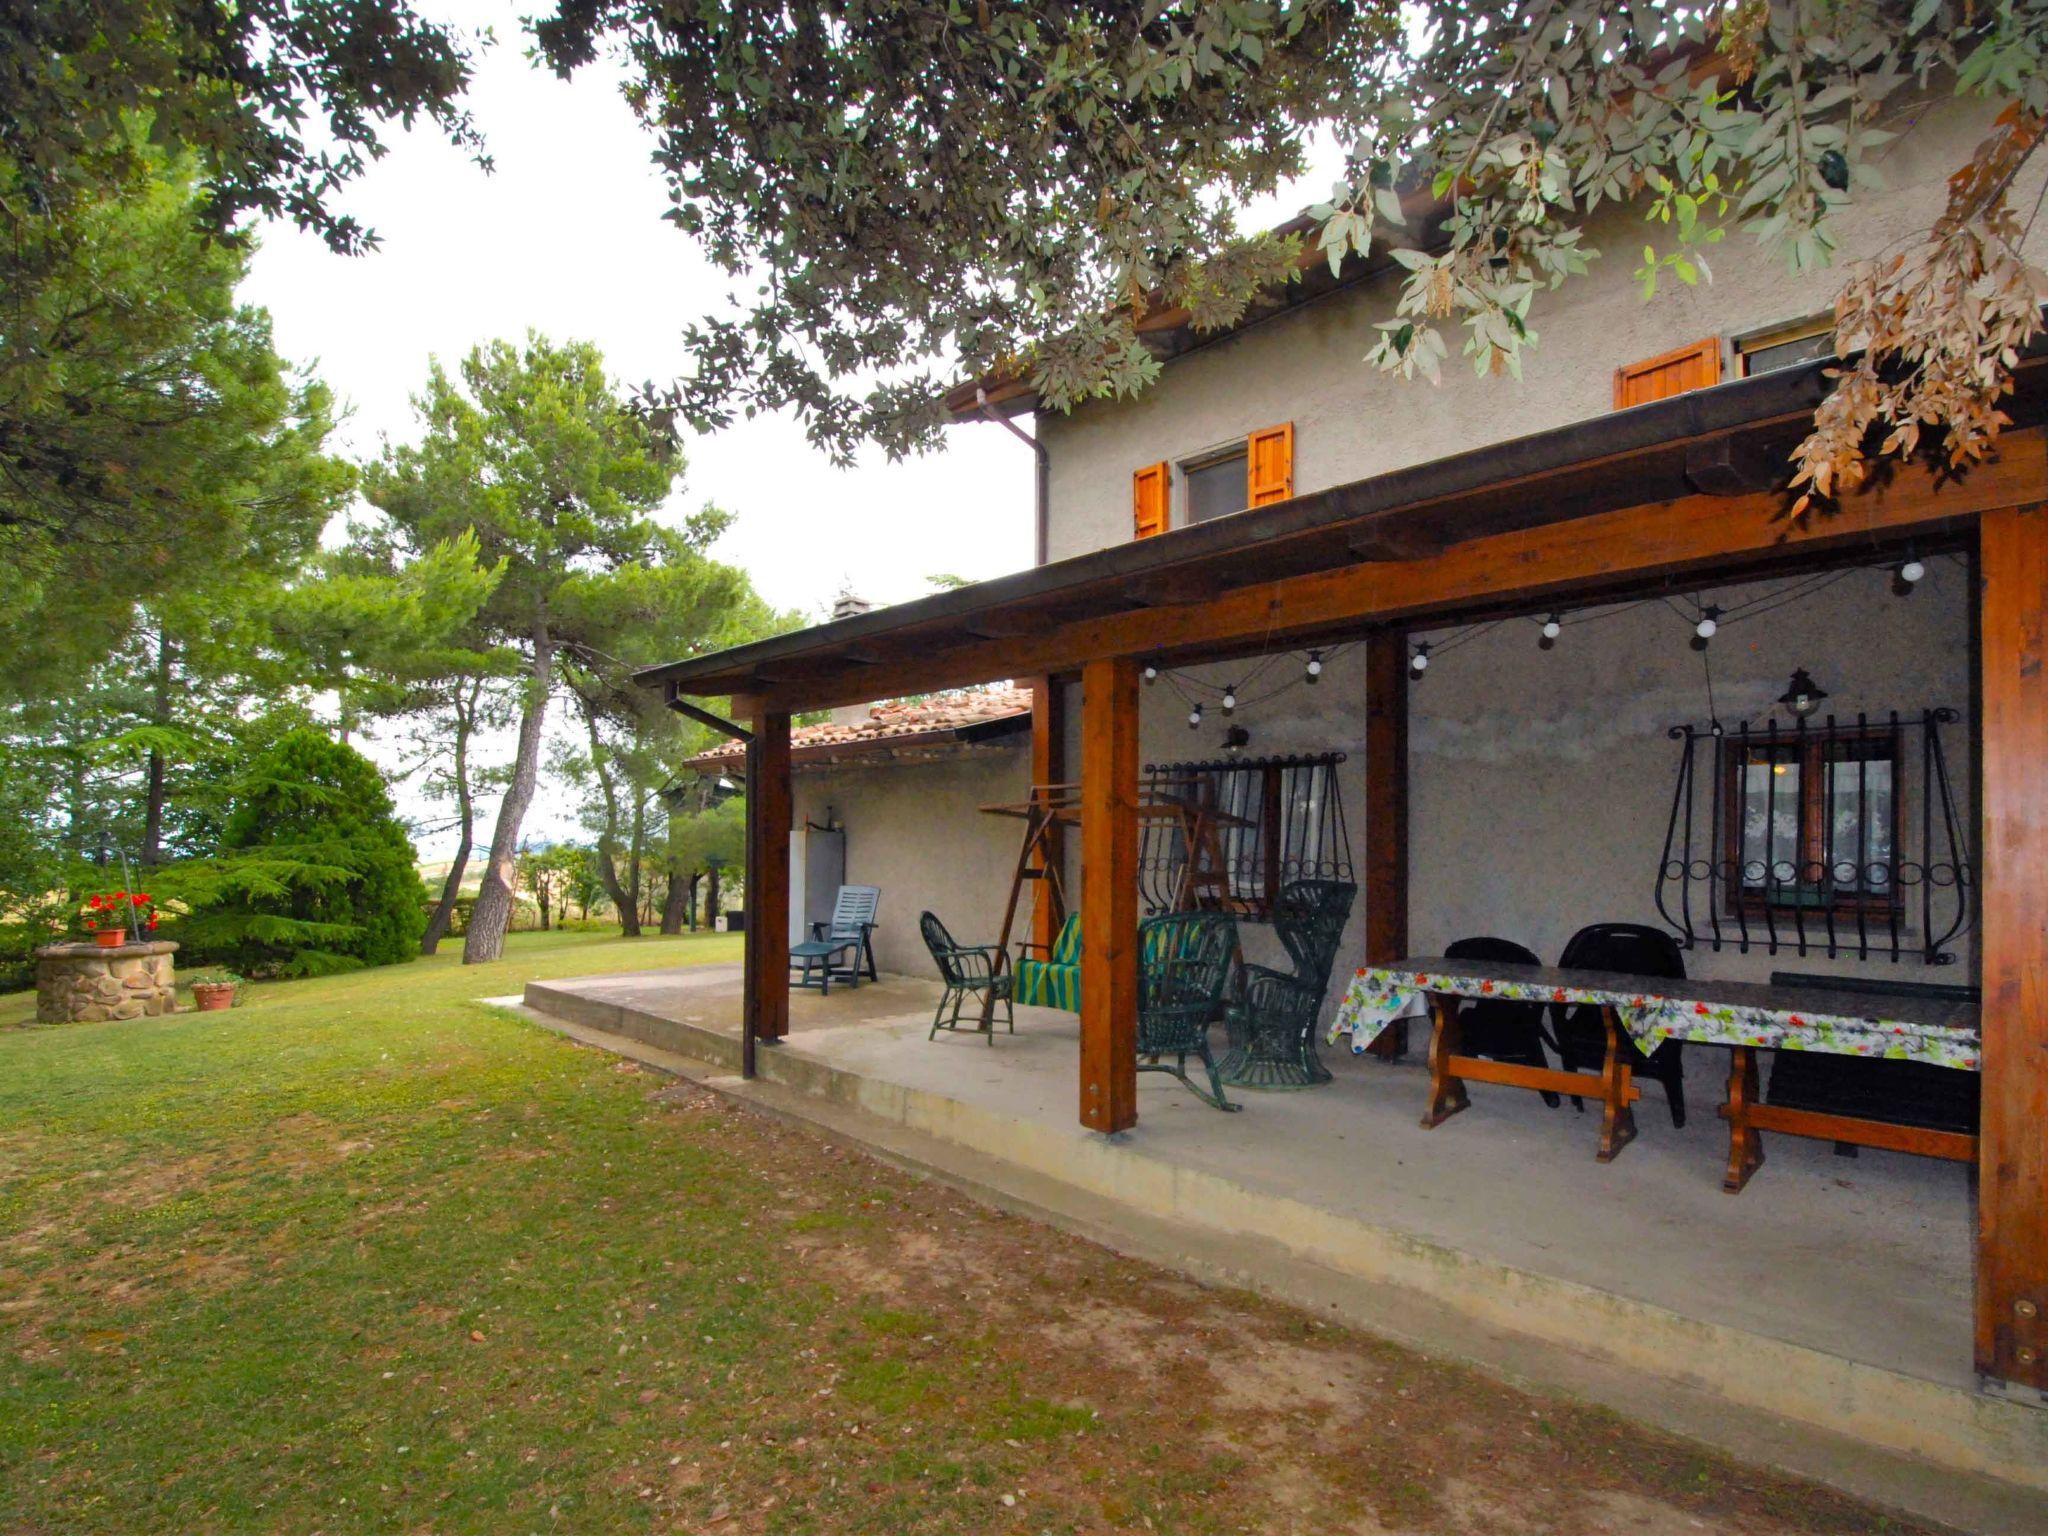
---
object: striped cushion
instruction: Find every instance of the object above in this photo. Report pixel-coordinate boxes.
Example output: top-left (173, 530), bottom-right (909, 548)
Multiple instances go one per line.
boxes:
top-left (1015, 916), bottom-right (1083, 1011)
top-left (1014, 956), bottom-right (1080, 1012)
top-left (1049, 914), bottom-right (1083, 964)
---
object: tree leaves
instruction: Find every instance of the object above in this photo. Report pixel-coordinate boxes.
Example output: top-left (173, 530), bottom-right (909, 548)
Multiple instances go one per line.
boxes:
top-left (2, 0), bottom-right (486, 256)
top-left (535, 1), bottom-right (1391, 460)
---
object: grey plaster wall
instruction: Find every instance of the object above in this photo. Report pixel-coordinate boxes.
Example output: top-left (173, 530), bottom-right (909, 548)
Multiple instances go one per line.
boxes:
top-left (789, 745), bottom-right (1031, 979)
top-left (1037, 96), bottom-right (2044, 562)
top-left (1044, 559), bottom-right (1973, 1018)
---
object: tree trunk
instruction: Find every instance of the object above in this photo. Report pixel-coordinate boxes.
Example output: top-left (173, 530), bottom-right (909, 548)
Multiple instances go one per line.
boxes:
top-left (705, 865), bottom-right (722, 931)
top-left (537, 876), bottom-right (553, 931)
top-left (659, 866), bottom-right (690, 934)
top-left (464, 626), bottom-right (553, 964)
top-left (627, 793), bottom-right (646, 930)
top-left (576, 693), bottom-right (640, 937)
top-left (422, 681), bottom-right (479, 955)
top-left (141, 624), bottom-right (173, 866)
top-left (688, 872), bottom-right (701, 930)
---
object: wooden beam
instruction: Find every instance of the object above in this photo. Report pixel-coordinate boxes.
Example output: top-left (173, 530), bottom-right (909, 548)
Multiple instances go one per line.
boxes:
top-left (1684, 434), bottom-right (1790, 497)
top-left (1362, 631), bottom-right (1411, 1060)
top-left (755, 434), bottom-right (2047, 715)
top-left (1976, 502), bottom-right (2048, 1393)
top-left (1079, 657), bottom-right (1139, 1134)
top-left (1030, 676), bottom-right (1067, 953)
top-left (742, 711), bottom-right (792, 1063)
top-left (1349, 525), bottom-right (1452, 562)
top-left (959, 616), bottom-right (1037, 640)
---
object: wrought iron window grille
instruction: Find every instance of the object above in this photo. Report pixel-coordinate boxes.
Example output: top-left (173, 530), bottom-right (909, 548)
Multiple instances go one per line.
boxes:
top-left (1139, 752), bottom-right (1353, 922)
top-left (1656, 709), bottom-right (1972, 964)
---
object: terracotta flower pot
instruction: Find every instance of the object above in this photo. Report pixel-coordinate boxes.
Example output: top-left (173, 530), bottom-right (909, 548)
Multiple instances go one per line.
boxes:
top-left (93, 930), bottom-right (125, 949)
top-left (191, 983), bottom-right (235, 1012)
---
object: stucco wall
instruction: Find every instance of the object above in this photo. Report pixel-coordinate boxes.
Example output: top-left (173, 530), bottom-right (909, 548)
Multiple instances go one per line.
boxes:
top-left (789, 746), bottom-right (1031, 978)
top-left (1038, 95), bottom-right (2043, 562)
top-left (1045, 558), bottom-right (1973, 1017)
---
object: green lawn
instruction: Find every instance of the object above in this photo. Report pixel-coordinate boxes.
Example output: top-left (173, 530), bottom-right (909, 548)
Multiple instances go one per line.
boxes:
top-left (0, 931), bottom-right (1933, 1534)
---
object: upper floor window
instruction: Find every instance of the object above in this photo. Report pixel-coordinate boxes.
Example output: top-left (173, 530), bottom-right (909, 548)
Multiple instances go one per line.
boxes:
top-left (1736, 316), bottom-right (1834, 376)
top-left (1132, 422), bottom-right (1293, 540)
top-left (1183, 443), bottom-right (1250, 525)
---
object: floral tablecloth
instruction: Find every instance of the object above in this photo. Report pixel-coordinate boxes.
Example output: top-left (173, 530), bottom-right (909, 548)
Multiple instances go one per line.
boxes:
top-left (1329, 959), bottom-right (1981, 1071)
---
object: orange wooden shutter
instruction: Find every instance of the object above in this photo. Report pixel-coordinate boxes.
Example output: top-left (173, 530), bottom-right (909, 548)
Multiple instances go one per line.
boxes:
top-left (1614, 339), bottom-right (1722, 409)
top-left (1246, 422), bottom-right (1294, 506)
top-left (1132, 461), bottom-right (1169, 539)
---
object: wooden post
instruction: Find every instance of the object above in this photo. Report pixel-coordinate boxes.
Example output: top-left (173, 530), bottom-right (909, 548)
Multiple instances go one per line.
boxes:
top-left (742, 709), bottom-right (792, 1071)
top-left (1976, 502), bottom-right (2048, 1393)
top-left (1079, 656), bottom-right (1139, 1134)
top-left (1029, 674), bottom-right (1067, 953)
top-left (1363, 629), bottom-right (1411, 1059)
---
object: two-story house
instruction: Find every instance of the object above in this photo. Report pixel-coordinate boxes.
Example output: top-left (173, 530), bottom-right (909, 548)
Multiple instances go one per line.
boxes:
top-left (644, 84), bottom-right (2048, 1438)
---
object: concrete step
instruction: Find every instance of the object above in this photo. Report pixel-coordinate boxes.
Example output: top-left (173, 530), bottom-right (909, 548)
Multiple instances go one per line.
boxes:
top-left (522, 979), bottom-right (743, 1072)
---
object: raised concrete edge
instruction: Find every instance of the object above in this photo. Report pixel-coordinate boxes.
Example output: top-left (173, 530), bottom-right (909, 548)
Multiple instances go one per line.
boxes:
top-left (748, 1038), bottom-right (2048, 1504)
top-left (522, 979), bottom-right (743, 1072)
top-left (494, 993), bottom-right (2048, 1534)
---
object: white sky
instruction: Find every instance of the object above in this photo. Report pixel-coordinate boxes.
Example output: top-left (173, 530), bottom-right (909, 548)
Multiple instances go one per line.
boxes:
top-left (240, 3), bottom-right (1335, 857)
top-left (242, 5), bottom-right (1041, 854)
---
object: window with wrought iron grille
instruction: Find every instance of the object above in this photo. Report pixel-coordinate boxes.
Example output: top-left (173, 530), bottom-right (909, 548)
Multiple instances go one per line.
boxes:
top-left (1657, 709), bottom-right (1970, 965)
top-left (1138, 753), bottom-right (1351, 921)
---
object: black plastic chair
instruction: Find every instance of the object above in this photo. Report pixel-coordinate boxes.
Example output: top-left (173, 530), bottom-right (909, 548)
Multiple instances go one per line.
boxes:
top-left (1443, 936), bottom-right (1561, 1108)
top-left (1553, 923), bottom-right (1688, 1128)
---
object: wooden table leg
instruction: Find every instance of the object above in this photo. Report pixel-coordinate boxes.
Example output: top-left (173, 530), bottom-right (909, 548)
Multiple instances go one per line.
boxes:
top-left (1594, 1007), bottom-right (1639, 1162)
top-left (1420, 995), bottom-right (1470, 1129)
top-left (1720, 1044), bottom-right (1766, 1193)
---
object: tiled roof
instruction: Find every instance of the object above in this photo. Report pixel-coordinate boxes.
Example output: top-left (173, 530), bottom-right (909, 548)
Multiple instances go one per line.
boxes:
top-left (685, 686), bottom-right (1033, 773)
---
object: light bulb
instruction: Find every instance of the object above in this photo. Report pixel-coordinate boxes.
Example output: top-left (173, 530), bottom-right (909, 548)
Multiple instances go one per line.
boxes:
top-left (1221, 688), bottom-right (1237, 712)
top-left (1304, 653), bottom-right (1323, 684)
top-left (1187, 705), bottom-right (1203, 729)
top-left (1410, 650), bottom-right (1429, 675)
top-left (1541, 617), bottom-right (1562, 640)
top-left (1899, 559), bottom-right (1925, 584)
top-left (1695, 616), bottom-right (1717, 640)
top-left (1143, 664), bottom-right (1159, 683)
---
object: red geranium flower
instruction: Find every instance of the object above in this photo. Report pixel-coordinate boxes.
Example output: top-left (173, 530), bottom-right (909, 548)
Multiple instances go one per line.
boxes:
top-left (88, 895), bottom-right (103, 909)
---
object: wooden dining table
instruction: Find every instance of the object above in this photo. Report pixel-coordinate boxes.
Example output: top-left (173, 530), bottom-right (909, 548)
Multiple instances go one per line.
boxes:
top-left (1328, 957), bottom-right (1982, 1188)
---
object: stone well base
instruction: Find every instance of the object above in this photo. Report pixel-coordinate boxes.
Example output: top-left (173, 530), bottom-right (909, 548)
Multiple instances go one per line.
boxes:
top-left (34, 941), bottom-right (179, 1024)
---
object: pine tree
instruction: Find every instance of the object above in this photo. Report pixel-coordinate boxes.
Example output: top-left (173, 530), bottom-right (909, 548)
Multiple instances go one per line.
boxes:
top-left (171, 729), bottom-right (424, 975)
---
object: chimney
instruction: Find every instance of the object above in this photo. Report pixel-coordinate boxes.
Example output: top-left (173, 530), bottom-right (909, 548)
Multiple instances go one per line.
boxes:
top-left (831, 590), bottom-right (871, 622)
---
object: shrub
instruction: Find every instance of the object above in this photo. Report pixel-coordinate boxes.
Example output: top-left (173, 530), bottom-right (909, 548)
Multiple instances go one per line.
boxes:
top-left (170, 730), bottom-right (424, 976)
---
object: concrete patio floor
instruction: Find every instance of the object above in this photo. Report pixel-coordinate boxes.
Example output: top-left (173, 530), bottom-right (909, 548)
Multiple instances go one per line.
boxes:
top-left (517, 962), bottom-right (2047, 1512)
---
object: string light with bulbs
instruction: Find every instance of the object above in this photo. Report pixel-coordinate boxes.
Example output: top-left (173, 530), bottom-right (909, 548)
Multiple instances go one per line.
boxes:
top-left (1131, 558), bottom-right (1949, 737)
top-left (1139, 639), bottom-right (1367, 742)
top-left (1407, 558), bottom-right (1950, 686)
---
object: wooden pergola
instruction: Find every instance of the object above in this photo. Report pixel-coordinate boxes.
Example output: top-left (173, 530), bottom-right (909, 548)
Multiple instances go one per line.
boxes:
top-left (636, 357), bottom-right (2048, 1395)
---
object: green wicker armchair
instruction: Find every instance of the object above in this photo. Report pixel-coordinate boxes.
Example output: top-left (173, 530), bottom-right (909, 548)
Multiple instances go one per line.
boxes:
top-left (1138, 910), bottom-right (1241, 1111)
top-left (920, 910), bottom-right (1013, 1042)
top-left (1219, 879), bottom-right (1357, 1089)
